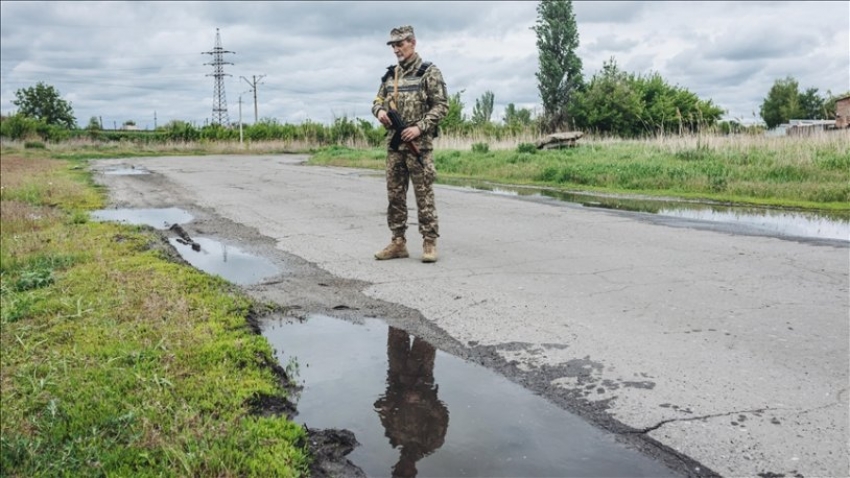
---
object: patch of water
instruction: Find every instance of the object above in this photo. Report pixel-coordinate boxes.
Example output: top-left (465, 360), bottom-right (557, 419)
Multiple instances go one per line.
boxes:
top-left (90, 207), bottom-right (193, 229)
top-left (262, 315), bottom-right (676, 477)
top-left (102, 167), bottom-right (150, 175)
top-left (442, 179), bottom-right (850, 242)
top-left (169, 237), bottom-right (280, 286)
top-left (657, 207), bottom-right (849, 241)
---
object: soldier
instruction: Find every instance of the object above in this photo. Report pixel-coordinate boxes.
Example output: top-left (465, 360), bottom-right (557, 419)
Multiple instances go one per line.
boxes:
top-left (372, 25), bottom-right (449, 263)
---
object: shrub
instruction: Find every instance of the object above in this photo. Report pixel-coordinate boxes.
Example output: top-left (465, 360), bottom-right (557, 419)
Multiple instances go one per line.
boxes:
top-left (472, 142), bottom-right (489, 153)
top-left (516, 142), bottom-right (537, 154)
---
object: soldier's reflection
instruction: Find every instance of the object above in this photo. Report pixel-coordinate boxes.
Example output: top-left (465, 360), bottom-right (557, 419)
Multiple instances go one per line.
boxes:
top-left (374, 327), bottom-right (449, 478)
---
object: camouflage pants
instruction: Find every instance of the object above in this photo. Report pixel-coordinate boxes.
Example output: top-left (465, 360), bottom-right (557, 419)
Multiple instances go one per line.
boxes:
top-left (385, 149), bottom-right (439, 240)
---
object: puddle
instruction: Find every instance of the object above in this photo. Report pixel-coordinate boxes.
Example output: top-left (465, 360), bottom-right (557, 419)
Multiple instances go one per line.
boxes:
top-left (90, 207), bottom-right (193, 229)
top-left (262, 315), bottom-right (676, 477)
top-left (441, 179), bottom-right (850, 242)
top-left (90, 208), bottom-right (278, 285)
top-left (169, 237), bottom-right (279, 286)
top-left (101, 167), bottom-right (150, 175)
top-left (655, 207), bottom-right (848, 241)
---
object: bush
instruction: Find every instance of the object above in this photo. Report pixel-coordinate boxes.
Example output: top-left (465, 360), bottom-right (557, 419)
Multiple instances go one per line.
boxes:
top-left (516, 142), bottom-right (537, 154)
top-left (0, 114), bottom-right (39, 140)
top-left (472, 142), bottom-right (489, 153)
top-left (24, 141), bottom-right (46, 149)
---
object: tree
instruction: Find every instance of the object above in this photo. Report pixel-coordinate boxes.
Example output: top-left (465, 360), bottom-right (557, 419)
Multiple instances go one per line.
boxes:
top-left (503, 103), bottom-right (533, 126)
top-left (533, 0), bottom-right (583, 133)
top-left (798, 87), bottom-right (826, 120)
top-left (86, 116), bottom-right (101, 131)
top-left (759, 77), bottom-right (803, 128)
top-left (441, 90), bottom-right (467, 133)
top-left (12, 82), bottom-right (76, 128)
top-left (571, 58), bottom-right (723, 137)
top-left (571, 59), bottom-right (643, 137)
top-left (471, 91), bottom-right (495, 125)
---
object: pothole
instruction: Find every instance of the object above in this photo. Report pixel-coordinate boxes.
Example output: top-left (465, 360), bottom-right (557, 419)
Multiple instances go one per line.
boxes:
top-left (168, 236), bottom-right (280, 286)
top-left (262, 314), bottom-right (676, 478)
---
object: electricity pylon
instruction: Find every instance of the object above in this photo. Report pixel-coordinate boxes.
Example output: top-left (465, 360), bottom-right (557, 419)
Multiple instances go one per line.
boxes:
top-left (202, 28), bottom-right (235, 126)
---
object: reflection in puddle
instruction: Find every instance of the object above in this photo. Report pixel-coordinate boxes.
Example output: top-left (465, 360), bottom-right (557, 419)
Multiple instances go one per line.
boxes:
top-left (169, 237), bottom-right (279, 286)
top-left (441, 179), bottom-right (850, 242)
top-left (262, 315), bottom-right (675, 477)
top-left (90, 207), bottom-right (193, 229)
top-left (102, 167), bottom-right (150, 175)
top-left (658, 207), bottom-right (849, 241)
top-left (376, 327), bottom-right (448, 477)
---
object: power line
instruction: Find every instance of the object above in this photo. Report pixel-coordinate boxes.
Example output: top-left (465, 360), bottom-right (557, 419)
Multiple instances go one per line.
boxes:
top-left (202, 28), bottom-right (234, 126)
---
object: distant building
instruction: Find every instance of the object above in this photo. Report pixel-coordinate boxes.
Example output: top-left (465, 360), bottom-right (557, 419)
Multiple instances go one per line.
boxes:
top-left (768, 119), bottom-right (837, 137)
top-left (788, 119), bottom-right (836, 136)
top-left (835, 94), bottom-right (850, 129)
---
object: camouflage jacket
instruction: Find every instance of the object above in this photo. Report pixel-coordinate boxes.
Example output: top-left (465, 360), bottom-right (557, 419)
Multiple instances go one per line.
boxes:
top-left (372, 53), bottom-right (448, 151)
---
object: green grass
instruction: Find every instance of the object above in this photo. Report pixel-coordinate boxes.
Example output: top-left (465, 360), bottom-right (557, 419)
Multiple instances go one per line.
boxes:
top-left (308, 132), bottom-right (850, 210)
top-left (1, 154), bottom-right (310, 477)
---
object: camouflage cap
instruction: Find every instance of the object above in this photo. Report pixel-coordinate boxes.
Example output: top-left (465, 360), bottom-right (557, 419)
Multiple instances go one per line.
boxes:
top-left (386, 25), bottom-right (414, 44)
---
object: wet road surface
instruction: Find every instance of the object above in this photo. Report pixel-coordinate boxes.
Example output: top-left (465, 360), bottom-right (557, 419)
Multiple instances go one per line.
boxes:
top-left (91, 155), bottom-right (850, 478)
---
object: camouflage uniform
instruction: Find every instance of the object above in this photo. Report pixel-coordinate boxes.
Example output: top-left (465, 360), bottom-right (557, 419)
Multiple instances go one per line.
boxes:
top-left (372, 42), bottom-right (448, 242)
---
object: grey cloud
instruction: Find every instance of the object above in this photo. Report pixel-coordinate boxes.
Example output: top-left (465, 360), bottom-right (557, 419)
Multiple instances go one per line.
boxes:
top-left (574, 1), bottom-right (649, 24)
top-left (584, 35), bottom-right (636, 54)
top-left (2, 1), bottom-right (847, 127)
top-left (702, 27), bottom-right (819, 61)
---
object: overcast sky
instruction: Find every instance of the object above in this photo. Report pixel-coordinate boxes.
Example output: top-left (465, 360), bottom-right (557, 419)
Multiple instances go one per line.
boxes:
top-left (1, 1), bottom-right (847, 130)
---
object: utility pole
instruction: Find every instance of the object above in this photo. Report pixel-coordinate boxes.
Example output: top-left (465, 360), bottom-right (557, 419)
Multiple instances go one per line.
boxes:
top-left (238, 94), bottom-right (243, 145)
top-left (241, 74), bottom-right (266, 123)
top-left (202, 28), bottom-right (235, 126)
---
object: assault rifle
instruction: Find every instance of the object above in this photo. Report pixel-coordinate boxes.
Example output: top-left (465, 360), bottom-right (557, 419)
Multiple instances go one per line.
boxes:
top-left (387, 109), bottom-right (424, 167)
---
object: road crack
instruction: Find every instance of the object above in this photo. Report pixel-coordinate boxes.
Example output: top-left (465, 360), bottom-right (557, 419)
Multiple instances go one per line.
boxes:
top-left (624, 406), bottom-right (777, 434)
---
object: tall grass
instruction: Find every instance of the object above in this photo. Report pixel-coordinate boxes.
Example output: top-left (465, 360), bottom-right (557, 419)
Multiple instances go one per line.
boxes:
top-left (313, 129), bottom-right (850, 209)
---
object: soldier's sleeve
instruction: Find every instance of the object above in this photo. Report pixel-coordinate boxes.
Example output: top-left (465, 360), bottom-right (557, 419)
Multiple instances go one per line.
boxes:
top-left (372, 77), bottom-right (389, 118)
top-left (416, 65), bottom-right (449, 135)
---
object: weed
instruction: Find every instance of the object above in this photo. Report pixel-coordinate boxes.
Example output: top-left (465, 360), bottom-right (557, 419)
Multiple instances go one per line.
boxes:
top-left (14, 267), bottom-right (53, 291)
top-left (1, 291), bottom-right (37, 323)
top-left (516, 142), bottom-right (537, 154)
top-left (471, 142), bottom-right (490, 153)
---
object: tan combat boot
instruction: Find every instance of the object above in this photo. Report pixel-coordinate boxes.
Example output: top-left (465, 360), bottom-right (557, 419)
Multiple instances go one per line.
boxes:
top-left (422, 238), bottom-right (438, 263)
top-left (375, 237), bottom-right (409, 260)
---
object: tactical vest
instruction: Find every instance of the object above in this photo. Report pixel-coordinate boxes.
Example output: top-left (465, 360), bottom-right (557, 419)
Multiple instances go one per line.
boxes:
top-left (382, 61), bottom-right (432, 83)
top-left (382, 61), bottom-right (439, 136)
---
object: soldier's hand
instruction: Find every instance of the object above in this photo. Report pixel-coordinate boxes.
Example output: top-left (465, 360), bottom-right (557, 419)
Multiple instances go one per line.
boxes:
top-left (377, 110), bottom-right (391, 127)
top-left (401, 125), bottom-right (421, 142)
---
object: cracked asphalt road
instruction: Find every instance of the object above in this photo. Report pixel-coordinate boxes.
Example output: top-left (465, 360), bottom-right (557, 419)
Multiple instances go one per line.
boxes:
top-left (92, 155), bottom-right (849, 478)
